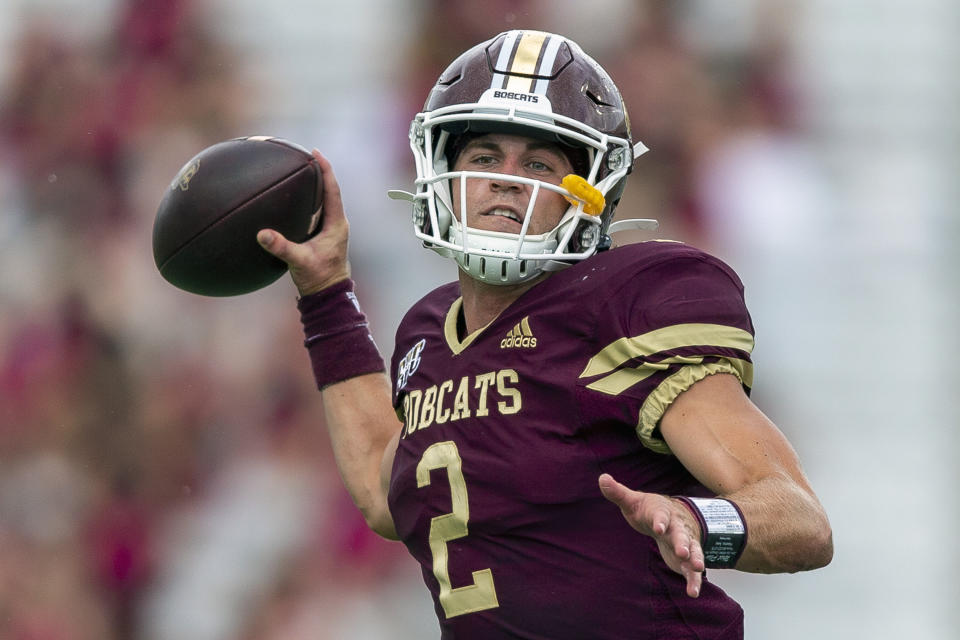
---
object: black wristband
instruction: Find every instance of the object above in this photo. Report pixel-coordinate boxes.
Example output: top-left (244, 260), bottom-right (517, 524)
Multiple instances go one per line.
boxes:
top-left (675, 496), bottom-right (748, 569)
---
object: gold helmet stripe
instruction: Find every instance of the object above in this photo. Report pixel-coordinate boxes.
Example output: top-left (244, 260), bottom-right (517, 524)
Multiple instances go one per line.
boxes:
top-left (504, 31), bottom-right (548, 92)
top-left (490, 31), bottom-right (565, 94)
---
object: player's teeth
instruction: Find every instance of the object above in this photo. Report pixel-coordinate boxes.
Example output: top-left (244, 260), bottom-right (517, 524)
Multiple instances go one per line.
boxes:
top-left (490, 209), bottom-right (520, 222)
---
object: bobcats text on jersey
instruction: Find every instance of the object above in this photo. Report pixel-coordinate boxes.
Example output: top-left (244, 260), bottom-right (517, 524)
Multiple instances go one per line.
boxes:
top-left (400, 369), bottom-right (522, 438)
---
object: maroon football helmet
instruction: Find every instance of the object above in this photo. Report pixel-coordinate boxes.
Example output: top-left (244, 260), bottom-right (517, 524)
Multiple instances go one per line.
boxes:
top-left (389, 30), bottom-right (654, 284)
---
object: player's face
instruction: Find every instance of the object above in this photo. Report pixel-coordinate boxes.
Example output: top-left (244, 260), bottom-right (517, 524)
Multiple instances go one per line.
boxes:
top-left (450, 134), bottom-right (574, 235)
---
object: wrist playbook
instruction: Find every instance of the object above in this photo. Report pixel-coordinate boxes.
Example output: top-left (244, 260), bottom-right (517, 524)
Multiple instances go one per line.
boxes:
top-left (675, 496), bottom-right (748, 569)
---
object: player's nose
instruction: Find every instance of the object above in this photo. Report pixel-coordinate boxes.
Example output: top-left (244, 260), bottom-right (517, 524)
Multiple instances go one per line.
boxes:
top-left (489, 162), bottom-right (524, 192)
top-left (489, 176), bottom-right (522, 193)
top-left (492, 153), bottom-right (525, 184)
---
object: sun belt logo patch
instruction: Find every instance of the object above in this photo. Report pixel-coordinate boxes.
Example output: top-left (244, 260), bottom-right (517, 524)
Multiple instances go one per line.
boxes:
top-left (501, 317), bottom-right (537, 349)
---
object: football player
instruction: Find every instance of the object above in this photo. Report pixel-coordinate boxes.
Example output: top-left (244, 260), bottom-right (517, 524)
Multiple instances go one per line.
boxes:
top-left (257, 30), bottom-right (832, 639)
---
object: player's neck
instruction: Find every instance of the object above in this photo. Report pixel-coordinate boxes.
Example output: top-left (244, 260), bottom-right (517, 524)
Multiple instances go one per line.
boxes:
top-left (457, 270), bottom-right (548, 335)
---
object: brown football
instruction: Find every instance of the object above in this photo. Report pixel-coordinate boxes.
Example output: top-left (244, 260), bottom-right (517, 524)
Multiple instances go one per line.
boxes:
top-left (153, 136), bottom-right (323, 296)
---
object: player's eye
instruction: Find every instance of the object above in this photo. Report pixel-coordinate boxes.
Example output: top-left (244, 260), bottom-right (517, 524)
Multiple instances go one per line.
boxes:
top-left (464, 153), bottom-right (498, 167)
top-left (526, 159), bottom-right (553, 173)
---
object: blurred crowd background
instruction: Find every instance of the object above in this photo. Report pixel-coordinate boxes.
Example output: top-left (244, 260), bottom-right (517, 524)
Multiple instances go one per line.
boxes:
top-left (0, 0), bottom-right (956, 638)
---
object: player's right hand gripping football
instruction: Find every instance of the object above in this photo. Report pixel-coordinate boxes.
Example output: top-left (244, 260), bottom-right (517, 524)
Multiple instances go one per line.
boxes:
top-left (256, 150), bottom-right (350, 296)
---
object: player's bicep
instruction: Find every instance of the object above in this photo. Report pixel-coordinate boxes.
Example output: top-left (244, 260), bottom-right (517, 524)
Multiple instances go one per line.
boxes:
top-left (659, 373), bottom-right (810, 496)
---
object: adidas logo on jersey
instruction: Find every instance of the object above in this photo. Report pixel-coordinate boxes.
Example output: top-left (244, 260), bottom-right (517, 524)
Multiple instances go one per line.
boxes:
top-left (500, 317), bottom-right (537, 349)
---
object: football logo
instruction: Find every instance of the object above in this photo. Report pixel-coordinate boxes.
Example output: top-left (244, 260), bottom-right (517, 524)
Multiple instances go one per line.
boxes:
top-left (173, 159), bottom-right (200, 192)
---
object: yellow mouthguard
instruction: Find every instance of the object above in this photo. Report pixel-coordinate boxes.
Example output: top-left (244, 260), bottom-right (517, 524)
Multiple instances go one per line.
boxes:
top-left (562, 175), bottom-right (605, 215)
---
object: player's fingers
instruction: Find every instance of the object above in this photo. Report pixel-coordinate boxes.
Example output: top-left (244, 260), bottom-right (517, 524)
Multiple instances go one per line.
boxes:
top-left (312, 150), bottom-right (346, 227)
top-left (689, 537), bottom-right (705, 573)
top-left (598, 474), bottom-right (632, 508)
top-left (649, 502), bottom-right (673, 537)
top-left (667, 508), bottom-right (704, 570)
top-left (682, 564), bottom-right (703, 598)
top-left (671, 526), bottom-right (692, 560)
top-left (599, 475), bottom-right (669, 536)
top-left (257, 228), bottom-right (299, 263)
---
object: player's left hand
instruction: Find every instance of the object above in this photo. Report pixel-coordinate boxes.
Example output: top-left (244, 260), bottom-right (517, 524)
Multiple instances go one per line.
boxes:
top-left (598, 473), bottom-right (705, 598)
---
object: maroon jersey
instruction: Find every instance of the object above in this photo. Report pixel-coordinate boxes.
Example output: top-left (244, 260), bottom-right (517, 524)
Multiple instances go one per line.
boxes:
top-left (387, 241), bottom-right (754, 639)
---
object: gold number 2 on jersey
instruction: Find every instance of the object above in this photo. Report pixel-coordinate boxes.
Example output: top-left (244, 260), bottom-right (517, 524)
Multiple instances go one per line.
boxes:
top-left (417, 440), bottom-right (499, 618)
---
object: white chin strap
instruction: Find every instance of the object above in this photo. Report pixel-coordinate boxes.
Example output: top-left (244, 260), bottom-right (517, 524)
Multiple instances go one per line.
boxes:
top-left (447, 219), bottom-right (559, 285)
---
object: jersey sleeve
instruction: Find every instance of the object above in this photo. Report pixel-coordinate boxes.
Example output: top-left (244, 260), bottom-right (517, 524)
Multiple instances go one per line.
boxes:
top-left (580, 249), bottom-right (755, 454)
top-left (389, 282), bottom-right (459, 416)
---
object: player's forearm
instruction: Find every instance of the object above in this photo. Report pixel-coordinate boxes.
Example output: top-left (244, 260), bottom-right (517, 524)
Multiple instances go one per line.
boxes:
top-left (291, 276), bottom-right (400, 537)
top-left (726, 474), bottom-right (833, 573)
top-left (321, 372), bottom-right (401, 540)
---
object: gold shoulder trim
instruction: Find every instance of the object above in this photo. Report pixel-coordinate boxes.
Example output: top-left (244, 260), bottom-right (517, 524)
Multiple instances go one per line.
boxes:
top-left (636, 361), bottom-right (746, 455)
top-left (580, 323), bottom-right (754, 379)
top-left (585, 355), bottom-right (753, 396)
